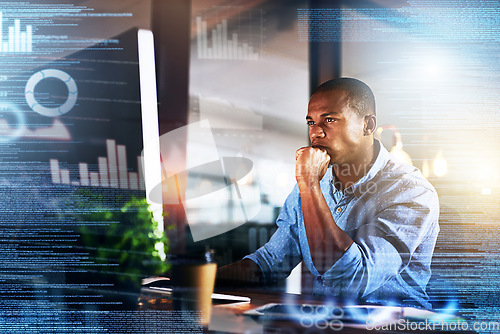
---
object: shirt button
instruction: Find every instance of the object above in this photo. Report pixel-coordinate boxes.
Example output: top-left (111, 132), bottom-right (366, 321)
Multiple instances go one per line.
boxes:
top-left (336, 207), bottom-right (342, 213)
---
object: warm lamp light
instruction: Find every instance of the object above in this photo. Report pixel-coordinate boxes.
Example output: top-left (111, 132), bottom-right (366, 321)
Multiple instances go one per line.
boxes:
top-left (375, 125), bottom-right (413, 166)
top-left (433, 150), bottom-right (448, 177)
top-left (237, 172), bottom-right (252, 186)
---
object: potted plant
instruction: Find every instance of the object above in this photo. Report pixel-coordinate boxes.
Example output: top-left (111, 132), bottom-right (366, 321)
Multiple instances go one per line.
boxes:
top-left (64, 189), bottom-right (170, 310)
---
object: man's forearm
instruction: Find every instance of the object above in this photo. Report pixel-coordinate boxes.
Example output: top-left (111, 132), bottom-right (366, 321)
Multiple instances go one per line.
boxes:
top-left (298, 181), bottom-right (353, 272)
top-left (215, 258), bottom-right (263, 290)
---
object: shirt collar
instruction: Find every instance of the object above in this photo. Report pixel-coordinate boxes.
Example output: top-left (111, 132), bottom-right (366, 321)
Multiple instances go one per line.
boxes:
top-left (333, 139), bottom-right (389, 198)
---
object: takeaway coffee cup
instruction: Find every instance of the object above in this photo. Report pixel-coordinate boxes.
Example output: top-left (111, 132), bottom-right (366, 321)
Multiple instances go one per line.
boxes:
top-left (170, 254), bottom-right (217, 328)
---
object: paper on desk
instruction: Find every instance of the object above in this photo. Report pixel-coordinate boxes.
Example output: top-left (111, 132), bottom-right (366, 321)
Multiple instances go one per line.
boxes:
top-left (142, 276), bottom-right (169, 286)
top-left (141, 277), bottom-right (251, 304)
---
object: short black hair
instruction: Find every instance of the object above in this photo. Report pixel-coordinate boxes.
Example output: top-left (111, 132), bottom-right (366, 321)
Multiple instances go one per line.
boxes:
top-left (312, 77), bottom-right (376, 117)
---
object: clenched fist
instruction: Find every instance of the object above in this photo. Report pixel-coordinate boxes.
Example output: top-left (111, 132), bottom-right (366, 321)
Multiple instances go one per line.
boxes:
top-left (295, 146), bottom-right (331, 186)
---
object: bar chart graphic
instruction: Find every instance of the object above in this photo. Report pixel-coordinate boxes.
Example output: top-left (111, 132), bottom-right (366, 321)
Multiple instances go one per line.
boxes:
top-left (0, 12), bottom-right (33, 53)
top-left (195, 11), bottom-right (262, 60)
top-left (49, 139), bottom-right (145, 190)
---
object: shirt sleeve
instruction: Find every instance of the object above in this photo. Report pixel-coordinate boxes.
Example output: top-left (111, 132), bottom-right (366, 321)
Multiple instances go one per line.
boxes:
top-left (320, 181), bottom-right (439, 299)
top-left (244, 187), bottom-right (303, 285)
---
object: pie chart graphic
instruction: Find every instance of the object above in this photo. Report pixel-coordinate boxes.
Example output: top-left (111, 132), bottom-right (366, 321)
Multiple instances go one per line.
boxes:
top-left (25, 69), bottom-right (78, 117)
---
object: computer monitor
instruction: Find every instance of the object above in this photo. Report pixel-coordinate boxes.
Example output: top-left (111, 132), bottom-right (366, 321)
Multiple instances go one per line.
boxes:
top-left (138, 29), bottom-right (163, 209)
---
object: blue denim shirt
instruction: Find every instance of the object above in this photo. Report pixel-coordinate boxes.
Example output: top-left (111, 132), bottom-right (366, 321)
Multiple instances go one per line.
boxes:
top-left (245, 140), bottom-right (439, 309)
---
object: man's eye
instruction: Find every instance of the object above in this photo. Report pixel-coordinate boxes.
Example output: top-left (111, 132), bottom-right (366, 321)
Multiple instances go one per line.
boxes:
top-left (325, 118), bottom-right (336, 123)
top-left (307, 121), bottom-right (315, 126)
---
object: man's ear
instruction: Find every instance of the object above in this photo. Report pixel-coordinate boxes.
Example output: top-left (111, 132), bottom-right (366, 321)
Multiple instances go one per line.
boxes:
top-left (364, 115), bottom-right (377, 135)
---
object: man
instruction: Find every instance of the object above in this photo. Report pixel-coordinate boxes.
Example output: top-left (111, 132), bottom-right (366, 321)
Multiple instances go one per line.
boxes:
top-left (217, 78), bottom-right (439, 309)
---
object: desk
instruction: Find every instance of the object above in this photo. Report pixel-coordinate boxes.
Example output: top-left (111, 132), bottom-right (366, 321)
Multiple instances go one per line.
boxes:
top-left (138, 289), bottom-right (477, 334)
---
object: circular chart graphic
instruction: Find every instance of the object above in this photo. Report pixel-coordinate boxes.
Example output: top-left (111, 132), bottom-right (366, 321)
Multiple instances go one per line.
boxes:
top-left (25, 69), bottom-right (78, 117)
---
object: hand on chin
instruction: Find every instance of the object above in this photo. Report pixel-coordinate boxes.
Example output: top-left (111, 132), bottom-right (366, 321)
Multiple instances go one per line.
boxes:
top-left (295, 146), bottom-right (331, 186)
